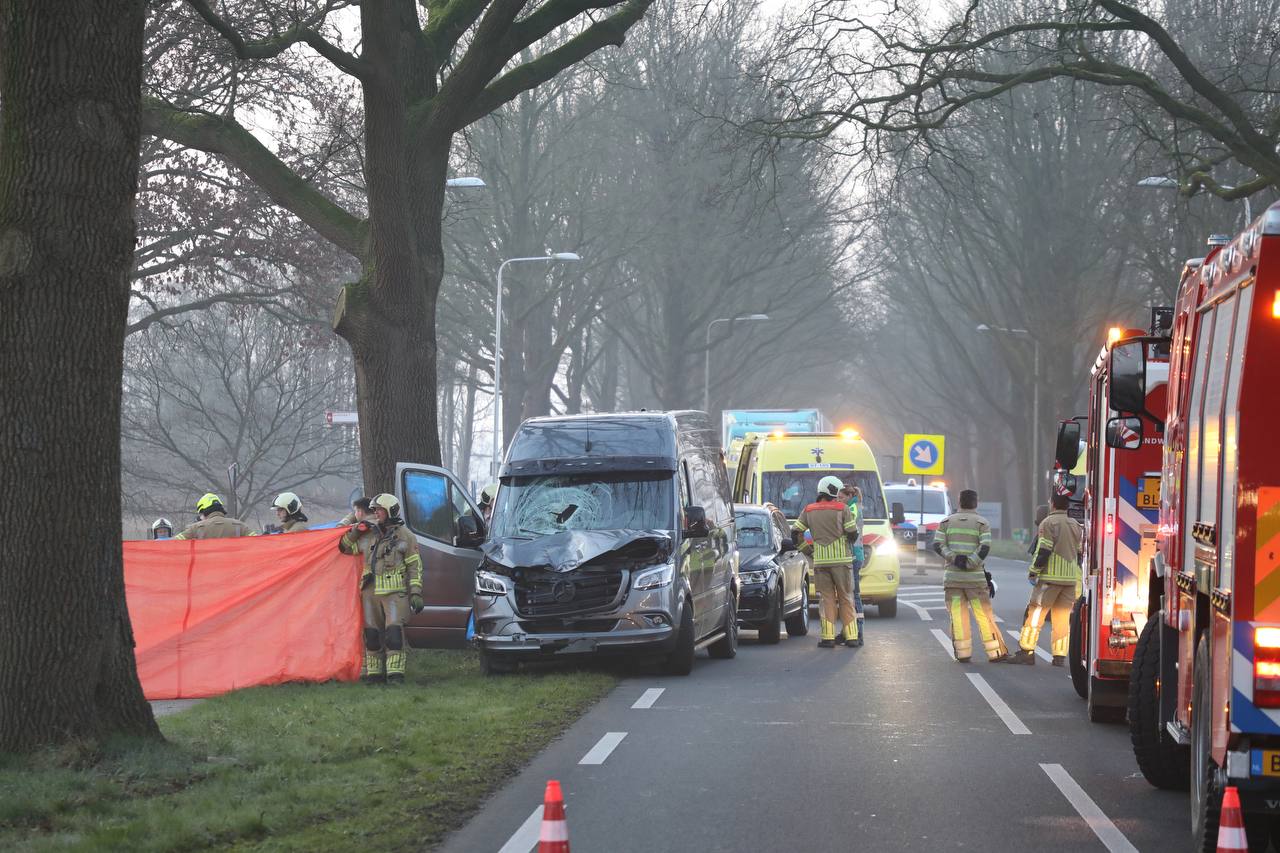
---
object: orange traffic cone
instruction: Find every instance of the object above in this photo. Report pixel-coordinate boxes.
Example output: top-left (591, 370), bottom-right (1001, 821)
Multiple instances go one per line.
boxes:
top-left (1217, 785), bottom-right (1247, 852)
top-left (539, 779), bottom-right (570, 853)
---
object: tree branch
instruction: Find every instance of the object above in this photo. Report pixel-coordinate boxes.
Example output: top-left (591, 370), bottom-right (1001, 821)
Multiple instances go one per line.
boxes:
top-left (142, 98), bottom-right (368, 257)
top-left (184, 0), bottom-right (370, 79)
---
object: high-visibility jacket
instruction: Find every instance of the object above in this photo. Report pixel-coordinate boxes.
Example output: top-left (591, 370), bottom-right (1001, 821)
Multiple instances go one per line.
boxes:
top-left (341, 521), bottom-right (423, 595)
top-left (175, 511), bottom-right (256, 540)
top-left (1033, 510), bottom-right (1083, 585)
top-left (936, 510), bottom-right (992, 587)
top-left (844, 498), bottom-right (865, 563)
top-left (792, 500), bottom-right (858, 567)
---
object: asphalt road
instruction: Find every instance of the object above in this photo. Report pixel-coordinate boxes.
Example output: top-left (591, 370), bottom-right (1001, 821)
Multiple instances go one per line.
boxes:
top-left (436, 557), bottom-right (1190, 853)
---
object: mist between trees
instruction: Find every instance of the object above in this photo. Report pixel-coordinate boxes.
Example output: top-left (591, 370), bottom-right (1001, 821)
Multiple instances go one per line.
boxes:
top-left (127, 0), bottom-right (1279, 534)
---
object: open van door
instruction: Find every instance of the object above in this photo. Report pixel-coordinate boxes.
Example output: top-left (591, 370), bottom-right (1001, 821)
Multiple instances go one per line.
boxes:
top-left (395, 462), bottom-right (486, 648)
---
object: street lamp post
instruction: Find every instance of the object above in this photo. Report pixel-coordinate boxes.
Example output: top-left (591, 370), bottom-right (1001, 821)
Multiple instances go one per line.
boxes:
top-left (704, 314), bottom-right (770, 411)
top-left (1137, 175), bottom-right (1253, 223)
top-left (976, 323), bottom-right (1041, 528)
top-left (492, 252), bottom-right (581, 477)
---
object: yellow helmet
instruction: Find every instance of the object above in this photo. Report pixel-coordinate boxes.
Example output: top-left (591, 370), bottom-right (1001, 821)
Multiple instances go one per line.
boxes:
top-left (370, 493), bottom-right (401, 520)
top-left (195, 493), bottom-right (224, 514)
top-left (272, 492), bottom-right (302, 515)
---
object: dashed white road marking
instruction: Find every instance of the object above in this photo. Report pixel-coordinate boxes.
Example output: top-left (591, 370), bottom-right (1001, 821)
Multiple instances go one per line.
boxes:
top-left (966, 674), bottom-right (1031, 735)
top-left (496, 805), bottom-right (543, 853)
top-left (632, 688), bottom-right (664, 709)
top-left (1040, 763), bottom-right (1139, 853)
top-left (929, 628), bottom-right (954, 655)
top-left (579, 732), bottom-right (627, 765)
top-left (1006, 630), bottom-right (1053, 662)
top-left (901, 599), bottom-right (934, 621)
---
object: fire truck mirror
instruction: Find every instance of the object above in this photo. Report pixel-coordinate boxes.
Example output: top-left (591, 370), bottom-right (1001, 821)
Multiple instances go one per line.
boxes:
top-left (1054, 420), bottom-right (1081, 469)
top-left (1109, 340), bottom-right (1148, 414)
top-left (1105, 416), bottom-right (1143, 450)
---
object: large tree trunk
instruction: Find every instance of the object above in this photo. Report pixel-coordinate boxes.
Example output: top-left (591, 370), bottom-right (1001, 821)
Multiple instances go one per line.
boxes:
top-left (335, 4), bottom-right (445, 492)
top-left (0, 0), bottom-right (158, 751)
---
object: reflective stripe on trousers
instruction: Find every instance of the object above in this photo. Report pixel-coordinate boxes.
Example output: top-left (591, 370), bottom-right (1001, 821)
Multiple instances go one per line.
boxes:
top-left (946, 585), bottom-right (1006, 660)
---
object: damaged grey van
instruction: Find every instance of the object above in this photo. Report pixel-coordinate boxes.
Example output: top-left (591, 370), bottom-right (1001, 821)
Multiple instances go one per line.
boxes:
top-left (472, 411), bottom-right (738, 675)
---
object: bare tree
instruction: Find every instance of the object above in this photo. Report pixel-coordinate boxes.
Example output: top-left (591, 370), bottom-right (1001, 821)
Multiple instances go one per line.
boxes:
top-left (142, 0), bottom-right (656, 494)
top-left (0, 0), bottom-right (158, 751)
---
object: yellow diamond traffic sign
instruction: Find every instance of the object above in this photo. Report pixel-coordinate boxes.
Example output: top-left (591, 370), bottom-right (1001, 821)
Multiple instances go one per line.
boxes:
top-left (902, 433), bottom-right (945, 476)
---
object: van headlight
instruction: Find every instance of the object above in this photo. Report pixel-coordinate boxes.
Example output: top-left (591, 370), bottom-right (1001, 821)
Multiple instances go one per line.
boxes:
top-left (476, 570), bottom-right (509, 595)
top-left (634, 563), bottom-right (674, 590)
top-left (875, 539), bottom-right (898, 556)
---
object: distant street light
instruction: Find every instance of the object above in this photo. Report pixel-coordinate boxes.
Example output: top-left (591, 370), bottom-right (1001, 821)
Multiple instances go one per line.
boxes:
top-left (704, 314), bottom-right (770, 411)
top-left (492, 253), bottom-right (582, 476)
top-left (976, 323), bottom-right (1042, 523)
top-left (1137, 174), bottom-right (1252, 223)
top-left (446, 176), bottom-right (487, 188)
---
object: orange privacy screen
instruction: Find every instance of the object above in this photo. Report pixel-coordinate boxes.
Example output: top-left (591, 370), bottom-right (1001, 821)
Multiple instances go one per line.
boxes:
top-left (124, 529), bottom-right (363, 699)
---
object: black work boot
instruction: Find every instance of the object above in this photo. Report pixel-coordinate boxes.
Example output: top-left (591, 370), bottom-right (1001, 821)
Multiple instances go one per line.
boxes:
top-left (386, 673), bottom-right (405, 685)
top-left (817, 639), bottom-right (836, 648)
top-left (1052, 656), bottom-right (1066, 667)
top-left (1007, 649), bottom-right (1036, 665)
top-left (988, 653), bottom-right (1010, 663)
top-left (956, 656), bottom-right (972, 663)
top-left (835, 635), bottom-right (847, 646)
top-left (361, 673), bottom-right (386, 685)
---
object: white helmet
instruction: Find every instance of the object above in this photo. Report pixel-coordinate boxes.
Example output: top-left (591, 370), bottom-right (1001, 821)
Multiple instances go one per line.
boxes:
top-left (817, 475), bottom-right (844, 498)
top-left (151, 517), bottom-right (173, 538)
top-left (371, 492), bottom-right (402, 520)
top-left (479, 482), bottom-right (499, 506)
top-left (272, 492), bottom-right (303, 515)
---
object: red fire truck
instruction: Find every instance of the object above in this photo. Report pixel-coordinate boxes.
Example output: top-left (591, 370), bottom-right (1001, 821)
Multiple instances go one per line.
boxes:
top-left (1126, 210), bottom-right (1280, 849)
top-left (1054, 316), bottom-right (1170, 723)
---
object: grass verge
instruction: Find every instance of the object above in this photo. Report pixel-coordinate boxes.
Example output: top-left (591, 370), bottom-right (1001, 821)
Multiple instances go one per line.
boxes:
top-left (0, 650), bottom-right (616, 852)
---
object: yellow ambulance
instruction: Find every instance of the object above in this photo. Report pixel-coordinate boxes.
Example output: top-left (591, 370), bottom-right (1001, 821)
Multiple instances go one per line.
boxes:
top-left (731, 430), bottom-right (900, 617)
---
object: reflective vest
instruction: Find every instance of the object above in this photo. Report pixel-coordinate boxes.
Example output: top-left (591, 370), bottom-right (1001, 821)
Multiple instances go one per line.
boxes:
top-left (793, 500), bottom-right (858, 567)
top-left (1034, 511), bottom-right (1082, 585)
top-left (937, 510), bottom-right (991, 586)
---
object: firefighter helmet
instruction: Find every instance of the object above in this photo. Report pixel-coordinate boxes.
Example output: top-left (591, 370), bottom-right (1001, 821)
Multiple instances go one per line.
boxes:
top-left (817, 476), bottom-right (844, 498)
top-left (371, 493), bottom-right (402, 520)
top-left (151, 517), bottom-right (173, 538)
top-left (479, 482), bottom-right (499, 507)
top-left (195, 493), bottom-right (224, 515)
top-left (272, 491), bottom-right (303, 515)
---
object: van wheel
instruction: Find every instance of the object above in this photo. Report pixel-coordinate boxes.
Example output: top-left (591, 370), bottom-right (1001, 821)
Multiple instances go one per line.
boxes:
top-left (878, 597), bottom-right (897, 619)
top-left (708, 597), bottom-right (738, 659)
top-left (1190, 634), bottom-right (1221, 852)
top-left (479, 650), bottom-right (518, 676)
top-left (758, 592), bottom-right (782, 645)
top-left (663, 600), bottom-right (695, 676)
top-left (1128, 615), bottom-right (1189, 790)
top-left (785, 583), bottom-right (810, 636)
top-left (1069, 596), bottom-right (1088, 700)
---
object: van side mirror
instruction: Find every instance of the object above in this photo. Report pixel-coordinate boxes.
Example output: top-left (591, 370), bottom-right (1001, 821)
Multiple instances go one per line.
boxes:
top-left (1110, 340), bottom-right (1148, 414)
top-left (455, 514), bottom-right (485, 548)
top-left (891, 502), bottom-right (906, 525)
top-left (1105, 416), bottom-right (1143, 450)
top-left (1054, 421), bottom-right (1081, 470)
top-left (684, 505), bottom-right (709, 536)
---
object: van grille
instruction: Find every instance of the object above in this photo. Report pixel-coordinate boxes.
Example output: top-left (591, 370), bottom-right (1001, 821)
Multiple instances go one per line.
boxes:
top-left (514, 568), bottom-right (625, 617)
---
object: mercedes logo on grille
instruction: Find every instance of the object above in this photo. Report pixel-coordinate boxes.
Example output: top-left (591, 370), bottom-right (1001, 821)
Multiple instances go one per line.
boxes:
top-left (552, 580), bottom-right (576, 603)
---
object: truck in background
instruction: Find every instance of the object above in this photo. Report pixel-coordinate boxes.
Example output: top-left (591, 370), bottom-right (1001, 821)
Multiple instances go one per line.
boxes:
top-left (721, 409), bottom-right (830, 478)
top-left (1054, 311), bottom-right (1170, 723)
top-left (1125, 215), bottom-right (1280, 849)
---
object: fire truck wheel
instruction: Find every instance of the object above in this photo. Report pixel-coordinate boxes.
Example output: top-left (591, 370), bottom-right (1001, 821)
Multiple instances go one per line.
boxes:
top-left (1128, 615), bottom-right (1189, 790)
top-left (1068, 596), bottom-right (1088, 700)
top-left (1191, 634), bottom-right (1222, 853)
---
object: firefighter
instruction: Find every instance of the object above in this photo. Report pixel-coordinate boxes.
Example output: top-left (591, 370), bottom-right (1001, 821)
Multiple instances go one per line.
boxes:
top-left (150, 518), bottom-right (173, 540)
top-left (934, 489), bottom-right (1008, 663)
top-left (478, 483), bottom-right (499, 523)
top-left (793, 475), bottom-right (860, 648)
top-left (340, 496), bottom-right (371, 526)
top-left (840, 483), bottom-right (866, 645)
top-left (339, 493), bottom-right (424, 684)
top-left (272, 492), bottom-right (309, 532)
top-left (175, 493), bottom-right (255, 539)
top-left (1010, 492), bottom-right (1083, 666)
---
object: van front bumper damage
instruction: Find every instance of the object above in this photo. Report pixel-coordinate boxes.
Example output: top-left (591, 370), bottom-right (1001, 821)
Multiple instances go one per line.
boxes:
top-left (473, 528), bottom-right (678, 660)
